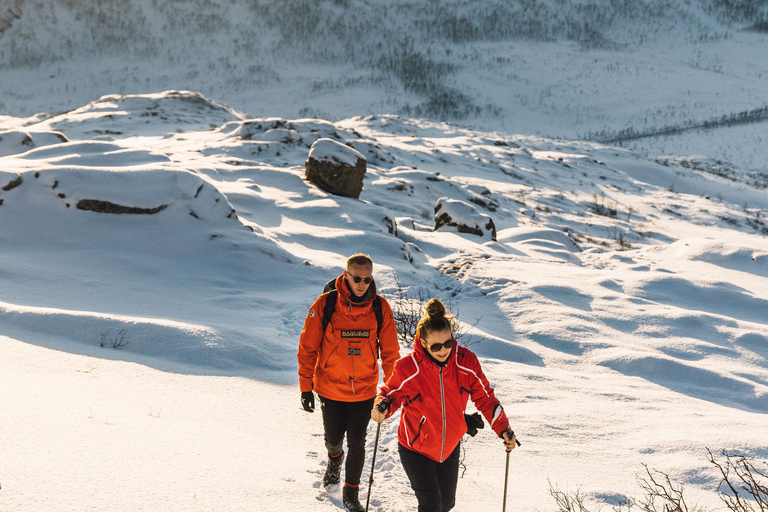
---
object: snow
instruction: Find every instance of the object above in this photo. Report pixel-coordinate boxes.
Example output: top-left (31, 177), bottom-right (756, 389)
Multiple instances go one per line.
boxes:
top-left (1, 89), bottom-right (767, 511)
top-left (308, 138), bottom-right (366, 167)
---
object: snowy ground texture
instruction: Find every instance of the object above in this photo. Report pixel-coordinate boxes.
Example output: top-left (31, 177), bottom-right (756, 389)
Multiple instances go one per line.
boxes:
top-left (1, 91), bottom-right (767, 511)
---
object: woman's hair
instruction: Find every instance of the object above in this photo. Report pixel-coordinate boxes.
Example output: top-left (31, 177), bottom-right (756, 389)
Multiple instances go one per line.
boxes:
top-left (416, 298), bottom-right (454, 341)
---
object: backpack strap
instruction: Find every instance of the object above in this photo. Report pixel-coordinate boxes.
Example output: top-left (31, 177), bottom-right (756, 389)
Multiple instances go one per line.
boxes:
top-left (321, 290), bottom-right (337, 333)
top-left (372, 295), bottom-right (383, 341)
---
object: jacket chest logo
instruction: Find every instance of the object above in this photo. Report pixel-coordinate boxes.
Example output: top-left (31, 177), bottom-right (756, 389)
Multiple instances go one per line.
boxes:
top-left (341, 330), bottom-right (371, 339)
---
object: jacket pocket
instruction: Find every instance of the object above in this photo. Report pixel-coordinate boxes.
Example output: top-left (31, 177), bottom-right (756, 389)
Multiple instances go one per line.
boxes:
top-left (319, 336), bottom-right (343, 374)
top-left (405, 414), bottom-right (427, 448)
top-left (403, 393), bottom-right (422, 407)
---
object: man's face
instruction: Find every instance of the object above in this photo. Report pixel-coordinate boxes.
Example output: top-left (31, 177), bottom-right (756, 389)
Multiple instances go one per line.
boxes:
top-left (345, 263), bottom-right (373, 298)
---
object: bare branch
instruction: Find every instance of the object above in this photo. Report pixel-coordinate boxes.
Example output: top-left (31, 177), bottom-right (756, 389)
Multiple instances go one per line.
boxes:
top-left (707, 447), bottom-right (768, 512)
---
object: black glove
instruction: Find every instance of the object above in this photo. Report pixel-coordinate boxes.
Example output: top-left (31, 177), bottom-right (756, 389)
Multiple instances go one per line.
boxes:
top-left (376, 397), bottom-right (391, 413)
top-left (301, 391), bottom-right (315, 413)
top-left (464, 412), bottom-right (484, 437)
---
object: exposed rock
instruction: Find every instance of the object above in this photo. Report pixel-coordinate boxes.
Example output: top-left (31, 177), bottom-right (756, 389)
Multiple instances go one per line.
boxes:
top-left (2, 175), bottom-right (22, 191)
top-left (305, 138), bottom-right (366, 199)
top-left (383, 215), bottom-right (397, 236)
top-left (76, 199), bottom-right (169, 215)
top-left (434, 197), bottom-right (497, 241)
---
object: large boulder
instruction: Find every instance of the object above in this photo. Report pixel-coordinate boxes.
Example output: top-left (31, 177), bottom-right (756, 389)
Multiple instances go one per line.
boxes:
top-left (434, 197), bottom-right (497, 241)
top-left (305, 138), bottom-right (366, 199)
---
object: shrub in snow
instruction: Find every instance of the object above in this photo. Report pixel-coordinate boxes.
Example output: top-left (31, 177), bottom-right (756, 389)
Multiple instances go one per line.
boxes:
top-left (305, 138), bottom-right (367, 199)
top-left (434, 197), bottom-right (496, 241)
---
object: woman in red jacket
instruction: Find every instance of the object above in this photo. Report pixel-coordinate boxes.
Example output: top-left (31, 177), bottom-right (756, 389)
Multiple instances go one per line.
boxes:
top-left (371, 298), bottom-right (517, 512)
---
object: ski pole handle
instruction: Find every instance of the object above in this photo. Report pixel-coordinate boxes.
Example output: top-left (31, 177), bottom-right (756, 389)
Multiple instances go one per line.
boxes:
top-left (376, 398), bottom-right (389, 413)
top-left (503, 430), bottom-right (521, 450)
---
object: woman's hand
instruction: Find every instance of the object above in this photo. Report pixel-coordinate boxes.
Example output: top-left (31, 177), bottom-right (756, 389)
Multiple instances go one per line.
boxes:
top-left (502, 430), bottom-right (518, 452)
top-left (371, 396), bottom-right (389, 423)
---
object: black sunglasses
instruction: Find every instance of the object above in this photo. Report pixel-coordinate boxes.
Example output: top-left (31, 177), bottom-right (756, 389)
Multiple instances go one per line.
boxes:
top-left (347, 272), bottom-right (373, 284)
top-left (427, 338), bottom-right (456, 353)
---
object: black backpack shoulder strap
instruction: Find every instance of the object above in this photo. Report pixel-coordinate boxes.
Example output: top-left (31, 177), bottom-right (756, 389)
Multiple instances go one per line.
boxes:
top-left (321, 290), bottom-right (337, 333)
top-left (372, 295), bottom-right (383, 341)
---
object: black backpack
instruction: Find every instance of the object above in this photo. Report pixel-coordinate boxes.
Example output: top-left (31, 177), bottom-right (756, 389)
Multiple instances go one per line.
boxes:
top-left (321, 278), bottom-right (384, 341)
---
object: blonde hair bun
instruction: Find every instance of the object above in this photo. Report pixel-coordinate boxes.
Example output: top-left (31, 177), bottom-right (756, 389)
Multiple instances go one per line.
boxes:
top-left (416, 298), bottom-right (454, 341)
top-left (426, 298), bottom-right (446, 319)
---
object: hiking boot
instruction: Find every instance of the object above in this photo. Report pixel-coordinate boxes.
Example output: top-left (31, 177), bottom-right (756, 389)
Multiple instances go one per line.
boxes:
top-left (323, 452), bottom-right (344, 488)
top-left (343, 485), bottom-right (365, 512)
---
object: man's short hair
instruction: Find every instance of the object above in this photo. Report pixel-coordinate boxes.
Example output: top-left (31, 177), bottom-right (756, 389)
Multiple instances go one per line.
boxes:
top-left (347, 253), bottom-right (373, 269)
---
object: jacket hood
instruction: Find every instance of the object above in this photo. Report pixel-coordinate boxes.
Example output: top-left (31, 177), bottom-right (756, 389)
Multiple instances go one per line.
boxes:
top-left (334, 274), bottom-right (377, 306)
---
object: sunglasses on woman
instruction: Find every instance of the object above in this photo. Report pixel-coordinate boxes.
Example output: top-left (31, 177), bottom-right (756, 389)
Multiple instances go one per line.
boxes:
top-left (427, 338), bottom-right (456, 352)
top-left (346, 272), bottom-right (373, 284)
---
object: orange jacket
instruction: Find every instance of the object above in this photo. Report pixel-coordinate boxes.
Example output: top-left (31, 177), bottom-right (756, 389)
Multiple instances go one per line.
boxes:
top-left (298, 275), bottom-right (400, 402)
top-left (380, 340), bottom-right (511, 462)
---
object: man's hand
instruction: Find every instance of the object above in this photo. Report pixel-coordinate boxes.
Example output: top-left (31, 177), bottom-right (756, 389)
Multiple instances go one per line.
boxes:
top-left (301, 391), bottom-right (315, 413)
top-left (502, 430), bottom-right (519, 452)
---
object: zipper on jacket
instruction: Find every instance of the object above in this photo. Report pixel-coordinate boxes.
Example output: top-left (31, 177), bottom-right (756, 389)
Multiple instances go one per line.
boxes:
top-left (349, 344), bottom-right (356, 394)
top-left (411, 415), bottom-right (426, 447)
top-left (440, 367), bottom-right (446, 462)
top-left (403, 393), bottom-right (421, 407)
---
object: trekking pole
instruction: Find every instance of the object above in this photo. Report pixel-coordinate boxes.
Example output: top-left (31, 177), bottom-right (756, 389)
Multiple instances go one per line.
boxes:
top-left (502, 432), bottom-right (521, 512)
top-left (365, 401), bottom-right (388, 512)
top-left (365, 423), bottom-right (381, 512)
top-left (502, 450), bottom-right (511, 512)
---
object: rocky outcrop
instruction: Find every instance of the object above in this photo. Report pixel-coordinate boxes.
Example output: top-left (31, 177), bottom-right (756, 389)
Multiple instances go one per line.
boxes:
top-left (305, 138), bottom-right (366, 199)
top-left (76, 199), bottom-right (169, 214)
top-left (434, 197), bottom-right (497, 241)
top-left (2, 174), bottom-right (22, 191)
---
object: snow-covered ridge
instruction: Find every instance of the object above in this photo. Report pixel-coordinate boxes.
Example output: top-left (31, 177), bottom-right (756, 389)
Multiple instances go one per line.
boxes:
top-left (3, 1), bottom-right (768, 170)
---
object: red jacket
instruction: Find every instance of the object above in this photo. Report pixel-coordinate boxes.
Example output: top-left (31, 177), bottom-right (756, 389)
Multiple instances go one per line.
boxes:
top-left (380, 339), bottom-right (511, 462)
top-left (297, 275), bottom-right (400, 402)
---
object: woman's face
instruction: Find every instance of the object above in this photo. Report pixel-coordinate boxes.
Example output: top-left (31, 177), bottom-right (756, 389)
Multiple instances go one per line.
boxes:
top-left (421, 328), bottom-right (454, 363)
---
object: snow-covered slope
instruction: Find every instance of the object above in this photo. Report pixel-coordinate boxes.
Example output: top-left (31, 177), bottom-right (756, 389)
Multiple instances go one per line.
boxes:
top-left (1, 91), bottom-right (767, 511)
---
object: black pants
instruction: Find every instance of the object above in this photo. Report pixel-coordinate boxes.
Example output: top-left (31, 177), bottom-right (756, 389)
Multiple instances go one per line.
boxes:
top-left (319, 395), bottom-right (374, 487)
top-left (399, 442), bottom-right (461, 512)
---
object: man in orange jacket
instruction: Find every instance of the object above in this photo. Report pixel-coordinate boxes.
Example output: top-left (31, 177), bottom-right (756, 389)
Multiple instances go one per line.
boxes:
top-left (298, 253), bottom-right (400, 512)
